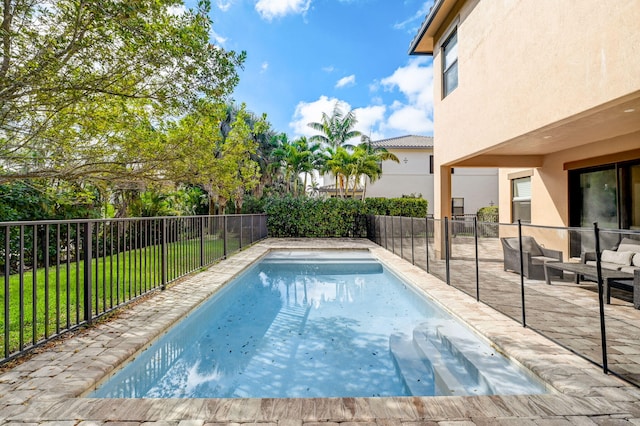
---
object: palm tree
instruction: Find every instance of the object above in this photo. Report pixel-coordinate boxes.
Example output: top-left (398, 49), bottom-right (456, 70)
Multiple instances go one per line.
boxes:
top-left (272, 135), bottom-right (322, 196)
top-left (307, 102), bottom-right (362, 149)
top-left (356, 136), bottom-right (400, 199)
top-left (324, 147), bottom-right (357, 198)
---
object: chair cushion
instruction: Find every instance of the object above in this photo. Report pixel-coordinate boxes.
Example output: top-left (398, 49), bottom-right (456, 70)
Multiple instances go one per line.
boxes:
top-left (620, 265), bottom-right (640, 274)
top-left (617, 238), bottom-right (640, 254)
top-left (601, 249), bottom-right (634, 265)
top-left (521, 237), bottom-right (543, 256)
top-left (634, 253), bottom-right (640, 267)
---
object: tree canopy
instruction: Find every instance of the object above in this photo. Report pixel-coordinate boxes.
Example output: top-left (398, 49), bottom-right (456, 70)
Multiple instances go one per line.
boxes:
top-left (0, 0), bottom-right (246, 185)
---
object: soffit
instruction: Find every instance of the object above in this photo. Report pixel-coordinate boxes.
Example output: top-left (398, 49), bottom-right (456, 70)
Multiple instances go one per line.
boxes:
top-left (452, 91), bottom-right (640, 167)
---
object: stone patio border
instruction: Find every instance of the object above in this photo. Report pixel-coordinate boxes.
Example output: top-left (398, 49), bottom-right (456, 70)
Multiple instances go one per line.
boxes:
top-left (1, 238), bottom-right (640, 424)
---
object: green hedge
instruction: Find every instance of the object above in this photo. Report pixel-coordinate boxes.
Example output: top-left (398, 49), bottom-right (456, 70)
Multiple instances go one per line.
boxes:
top-left (262, 196), bottom-right (428, 238)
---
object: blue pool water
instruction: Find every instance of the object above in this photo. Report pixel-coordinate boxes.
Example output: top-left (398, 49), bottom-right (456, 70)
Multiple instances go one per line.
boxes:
top-left (91, 250), bottom-right (548, 398)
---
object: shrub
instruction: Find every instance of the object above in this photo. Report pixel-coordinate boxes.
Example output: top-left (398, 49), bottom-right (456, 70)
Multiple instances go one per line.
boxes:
top-left (262, 196), bottom-right (428, 238)
top-left (477, 206), bottom-right (499, 222)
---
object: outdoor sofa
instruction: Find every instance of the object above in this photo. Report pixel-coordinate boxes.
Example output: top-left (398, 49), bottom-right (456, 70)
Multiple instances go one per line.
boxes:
top-left (500, 236), bottom-right (563, 280)
top-left (579, 237), bottom-right (640, 307)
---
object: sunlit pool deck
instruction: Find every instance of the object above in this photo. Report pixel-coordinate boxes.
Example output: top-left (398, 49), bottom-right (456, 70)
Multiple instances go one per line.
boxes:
top-left (2, 238), bottom-right (640, 425)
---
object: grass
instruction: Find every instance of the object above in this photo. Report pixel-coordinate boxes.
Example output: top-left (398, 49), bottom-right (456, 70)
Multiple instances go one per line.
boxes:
top-left (1, 236), bottom-right (241, 358)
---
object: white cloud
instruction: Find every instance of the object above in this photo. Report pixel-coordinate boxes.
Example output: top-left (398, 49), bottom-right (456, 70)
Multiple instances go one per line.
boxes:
top-left (289, 96), bottom-right (386, 143)
top-left (288, 57), bottom-right (434, 141)
top-left (322, 66), bottom-right (335, 73)
top-left (353, 105), bottom-right (386, 139)
top-left (386, 105), bottom-right (433, 134)
top-left (335, 74), bottom-right (356, 89)
top-left (255, 0), bottom-right (312, 20)
top-left (216, 0), bottom-right (234, 11)
top-left (380, 56), bottom-right (433, 111)
top-left (211, 29), bottom-right (227, 46)
top-left (290, 96), bottom-right (349, 138)
top-left (261, 62), bottom-right (269, 73)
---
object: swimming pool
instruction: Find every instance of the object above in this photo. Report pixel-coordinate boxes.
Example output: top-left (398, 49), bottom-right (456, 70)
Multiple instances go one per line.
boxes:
top-left (91, 250), bottom-right (547, 398)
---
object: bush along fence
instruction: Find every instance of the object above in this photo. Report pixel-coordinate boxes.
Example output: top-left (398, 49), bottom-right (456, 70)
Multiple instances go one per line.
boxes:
top-left (366, 214), bottom-right (640, 388)
top-left (0, 214), bottom-right (267, 365)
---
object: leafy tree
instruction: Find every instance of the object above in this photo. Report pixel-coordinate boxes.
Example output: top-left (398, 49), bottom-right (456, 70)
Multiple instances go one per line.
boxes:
top-left (166, 101), bottom-right (265, 214)
top-left (0, 0), bottom-right (245, 185)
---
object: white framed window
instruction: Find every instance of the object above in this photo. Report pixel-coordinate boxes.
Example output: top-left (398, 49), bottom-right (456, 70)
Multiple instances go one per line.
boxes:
top-left (512, 176), bottom-right (531, 223)
top-left (442, 29), bottom-right (458, 97)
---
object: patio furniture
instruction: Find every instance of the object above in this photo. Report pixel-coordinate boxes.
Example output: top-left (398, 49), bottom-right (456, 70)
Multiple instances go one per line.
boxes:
top-left (581, 237), bottom-right (640, 274)
top-left (544, 261), bottom-right (637, 307)
top-left (500, 236), bottom-right (563, 280)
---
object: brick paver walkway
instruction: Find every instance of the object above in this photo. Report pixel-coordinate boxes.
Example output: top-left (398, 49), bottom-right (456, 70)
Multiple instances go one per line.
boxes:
top-left (2, 238), bottom-right (640, 425)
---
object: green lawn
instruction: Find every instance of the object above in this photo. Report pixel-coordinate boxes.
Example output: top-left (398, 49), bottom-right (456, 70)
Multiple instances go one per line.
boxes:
top-left (1, 236), bottom-right (239, 358)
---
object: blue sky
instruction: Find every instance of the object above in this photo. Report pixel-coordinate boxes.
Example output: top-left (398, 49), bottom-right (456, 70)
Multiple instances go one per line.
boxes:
top-left (187, 0), bottom-right (435, 141)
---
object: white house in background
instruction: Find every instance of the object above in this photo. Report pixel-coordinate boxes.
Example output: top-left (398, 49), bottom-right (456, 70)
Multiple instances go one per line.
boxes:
top-left (366, 135), bottom-right (499, 215)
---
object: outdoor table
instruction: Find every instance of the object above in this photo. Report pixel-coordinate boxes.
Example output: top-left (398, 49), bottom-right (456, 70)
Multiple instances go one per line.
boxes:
top-left (544, 261), bottom-right (634, 304)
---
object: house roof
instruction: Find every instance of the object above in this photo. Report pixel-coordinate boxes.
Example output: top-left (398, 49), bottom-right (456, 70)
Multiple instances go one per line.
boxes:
top-left (370, 135), bottom-right (434, 149)
top-left (409, 0), bottom-right (459, 55)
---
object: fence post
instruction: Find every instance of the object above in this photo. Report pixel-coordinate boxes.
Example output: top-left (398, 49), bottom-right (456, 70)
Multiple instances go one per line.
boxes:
top-left (391, 216), bottom-right (395, 255)
top-left (444, 217), bottom-right (450, 285)
top-left (200, 217), bottom-right (205, 268)
top-left (425, 217), bottom-right (430, 273)
top-left (518, 220), bottom-right (526, 327)
top-left (161, 218), bottom-right (167, 290)
top-left (411, 217), bottom-right (415, 265)
top-left (594, 222), bottom-right (608, 374)
top-left (223, 215), bottom-right (228, 259)
top-left (474, 217), bottom-right (480, 302)
top-left (399, 216), bottom-right (403, 259)
top-left (83, 221), bottom-right (93, 323)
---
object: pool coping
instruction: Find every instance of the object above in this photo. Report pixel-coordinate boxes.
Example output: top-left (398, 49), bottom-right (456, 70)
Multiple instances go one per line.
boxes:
top-left (1, 238), bottom-right (640, 424)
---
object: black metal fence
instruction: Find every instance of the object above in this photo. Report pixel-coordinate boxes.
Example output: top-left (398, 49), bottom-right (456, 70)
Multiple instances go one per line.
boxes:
top-left (367, 214), bottom-right (640, 388)
top-left (0, 214), bottom-right (267, 365)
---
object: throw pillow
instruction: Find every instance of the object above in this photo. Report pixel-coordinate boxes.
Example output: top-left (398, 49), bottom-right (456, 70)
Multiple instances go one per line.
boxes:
top-left (601, 249), bottom-right (634, 266)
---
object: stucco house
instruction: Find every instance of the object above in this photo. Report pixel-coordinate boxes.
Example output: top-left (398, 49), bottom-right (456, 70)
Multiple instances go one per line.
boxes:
top-left (365, 135), bottom-right (498, 216)
top-left (409, 0), bottom-right (640, 253)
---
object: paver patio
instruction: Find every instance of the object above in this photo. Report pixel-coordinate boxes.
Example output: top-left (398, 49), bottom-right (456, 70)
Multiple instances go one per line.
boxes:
top-left (2, 238), bottom-right (640, 425)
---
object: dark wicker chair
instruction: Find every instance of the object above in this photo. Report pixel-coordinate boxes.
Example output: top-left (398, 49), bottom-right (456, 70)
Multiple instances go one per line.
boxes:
top-left (500, 236), bottom-right (563, 280)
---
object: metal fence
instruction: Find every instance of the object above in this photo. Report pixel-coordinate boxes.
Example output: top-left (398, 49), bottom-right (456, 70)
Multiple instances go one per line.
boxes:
top-left (367, 214), bottom-right (640, 388)
top-left (0, 214), bottom-right (267, 365)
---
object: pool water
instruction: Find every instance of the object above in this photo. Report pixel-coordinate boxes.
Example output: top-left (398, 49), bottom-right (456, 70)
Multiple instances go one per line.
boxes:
top-left (91, 250), bottom-right (547, 398)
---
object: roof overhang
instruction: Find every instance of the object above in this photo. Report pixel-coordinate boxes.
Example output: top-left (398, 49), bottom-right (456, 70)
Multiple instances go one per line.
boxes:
top-left (448, 90), bottom-right (640, 168)
top-left (409, 0), bottom-right (460, 55)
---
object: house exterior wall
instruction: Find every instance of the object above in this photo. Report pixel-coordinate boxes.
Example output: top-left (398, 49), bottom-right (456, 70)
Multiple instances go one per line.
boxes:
top-left (451, 167), bottom-right (498, 215)
top-left (365, 148), bottom-right (434, 210)
top-left (365, 147), bottom-right (498, 215)
top-left (422, 0), bottom-right (640, 224)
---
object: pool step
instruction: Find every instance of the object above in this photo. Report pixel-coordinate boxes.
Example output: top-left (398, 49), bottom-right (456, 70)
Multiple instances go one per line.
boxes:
top-left (413, 321), bottom-right (493, 396)
top-left (388, 333), bottom-right (435, 395)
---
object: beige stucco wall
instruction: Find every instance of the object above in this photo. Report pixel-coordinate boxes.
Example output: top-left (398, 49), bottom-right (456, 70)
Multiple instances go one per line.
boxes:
top-left (432, 0), bottom-right (640, 162)
top-left (428, 0), bottom-right (640, 225)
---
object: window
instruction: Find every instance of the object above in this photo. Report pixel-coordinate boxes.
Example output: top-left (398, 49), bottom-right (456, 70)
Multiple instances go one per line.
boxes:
top-left (569, 160), bottom-right (640, 230)
top-left (442, 29), bottom-right (458, 97)
top-left (512, 177), bottom-right (531, 223)
top-left (429, 155), bottom-right (433, 174)
top-left (452, 197), bottom-right (464, 216)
